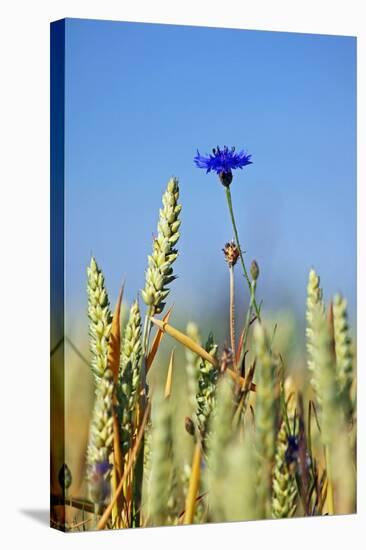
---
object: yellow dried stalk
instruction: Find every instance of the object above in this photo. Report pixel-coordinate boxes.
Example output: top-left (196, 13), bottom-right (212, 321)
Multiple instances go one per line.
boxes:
top-left (183, 442), bottom-right (202, 524)
top-left (150, 317), bottom-right (256, 391)
top-left (164, 349), bottom-right (175, 399)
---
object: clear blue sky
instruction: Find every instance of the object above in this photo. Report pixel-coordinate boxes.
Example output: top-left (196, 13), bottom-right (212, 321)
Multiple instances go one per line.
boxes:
top-left (63, 18), bottom-right (356, 334)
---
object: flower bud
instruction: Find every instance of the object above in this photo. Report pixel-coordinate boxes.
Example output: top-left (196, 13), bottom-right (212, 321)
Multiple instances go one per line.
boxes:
top-left (250, 260), bottom-right (260, 281)
top-left (219, 170), bottom-right (233, 187)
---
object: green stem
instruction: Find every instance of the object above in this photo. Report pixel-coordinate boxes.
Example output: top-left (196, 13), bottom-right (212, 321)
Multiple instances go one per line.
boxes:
top-left (132, 445), bottom-right (144, 526)
top-left (142, 307), bottom-right (152, 356)
top-left (229, 265), bottom-right (236, 358)
top-left (238, 283), bottom-right (255, 369)
top-left (133, 305), bottom-right (153, 527)
top-left (224, 187), bottom-right (261, 320)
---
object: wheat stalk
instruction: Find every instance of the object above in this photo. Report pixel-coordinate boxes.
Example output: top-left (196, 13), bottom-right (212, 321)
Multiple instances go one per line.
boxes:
top-left (208, 375), bottom-right (234, 521)
top-left (148, 394), bottom-right (173, 526)
top-left (254, 322), bottom-right (278, 518)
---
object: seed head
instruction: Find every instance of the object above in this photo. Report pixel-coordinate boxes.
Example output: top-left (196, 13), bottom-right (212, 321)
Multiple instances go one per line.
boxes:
top-left (223, 241), bottom-right (240, 267)
top-left (250, 260), bottom-right (260, 281)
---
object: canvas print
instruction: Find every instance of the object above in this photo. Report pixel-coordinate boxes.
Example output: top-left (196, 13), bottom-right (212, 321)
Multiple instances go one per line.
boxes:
top-left (50, 18), bottom-right (357, 531)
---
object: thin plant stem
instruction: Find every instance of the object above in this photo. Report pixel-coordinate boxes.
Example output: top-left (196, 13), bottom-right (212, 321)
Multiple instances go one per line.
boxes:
top-left (225, 186), bottom-right (261, 320)
top-left (51, 494), bottom-right (98, 514)
top-left (141, 306), bottom-right (154, 408)
top-left (237, 282), bottom-right (256, 369)
top-left (131, 306), bottom-right (152, 527)
top-left (229, 265), bottom-right (236, 359)
top-left (142, 307), bottom-right (153, 356)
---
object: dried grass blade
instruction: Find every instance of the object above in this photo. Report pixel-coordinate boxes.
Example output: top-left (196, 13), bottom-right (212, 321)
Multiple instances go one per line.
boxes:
top-left (107, 284), bottom-right (124, 382)
top-left (183, 442), bottom-right (202, 524)
top-left (320, 478), bottom-right (329, 514)
top-left (146, 306), bottom-right (173, 371)
top-left (150, 317), bottom-right (256, 392)
top-left (150, 318), bottom-right (218, 366)
top-left (236, 327), bottom-right (245, 365)
top-left (71, 518), bottom-right (92, 530)
top-left (51, 495), bottom-right (96, 514)
top-left (226, 368), bottom-right (256, 392)
top-left (164, 349), bottom-right (175, 399)
top-left (233, 362), bottom-right (257, 426)
top-left (178, 492), bottom-right (207, 523)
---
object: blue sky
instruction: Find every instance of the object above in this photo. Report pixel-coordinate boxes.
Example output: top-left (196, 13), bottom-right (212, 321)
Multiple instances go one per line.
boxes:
top-left (63, 18), bottom-right (356, 333)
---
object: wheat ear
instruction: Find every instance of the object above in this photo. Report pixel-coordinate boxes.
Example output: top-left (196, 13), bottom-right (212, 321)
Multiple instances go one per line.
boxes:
top-left (86, 257), bottom-right (114, 512)
top-left (141, 177), bottom-right (182, 317)
top-left (333, 294), bottom-right (354, 422)
top-left (306, 268), bottom-right (324, 400)
top-left (195, 332), bottom-right (219, 445)
top-left (87, 257), bottom-right (113, 380)
top-left (117, 300), bottom-right (142, 454)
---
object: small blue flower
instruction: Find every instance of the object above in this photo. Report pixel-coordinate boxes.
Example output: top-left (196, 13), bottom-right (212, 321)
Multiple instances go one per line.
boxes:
top-left (194, 145), bottom-right (252, 186)
top-left (94, 460), bottom-right (112, 476)
top-left (88, 460), bottom-right (112, 504)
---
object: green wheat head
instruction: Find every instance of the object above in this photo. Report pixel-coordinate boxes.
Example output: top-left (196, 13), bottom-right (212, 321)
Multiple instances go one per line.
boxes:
top-left (195, 332), bottom-right (219, 444)
top-left (333, 293), bottom-right (354, 421)
top-left (142, 177), bottom-right (182, 316)
top-left (87, 257), bottom-right (113, 381)
top-left (86, 257), bottom-right (114, 511)
top-left (311, 304), bottom-right (341, 446)
top-left (306, 268), bottom-right (324, 400)
top-left (117, 300), bottom-right (142, 453)
top-left (86, 377), bottom-right (114, 507)
top-left (272, 420), bottom-right (298, 518)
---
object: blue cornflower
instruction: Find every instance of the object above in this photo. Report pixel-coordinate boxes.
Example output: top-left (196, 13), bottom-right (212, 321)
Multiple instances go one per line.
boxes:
top-left (194, 145), bottom-right (252, 186)
top-left (88, 460), bottom-right (112, 504)
top-left (94, 460), bottom-right (112, 476)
